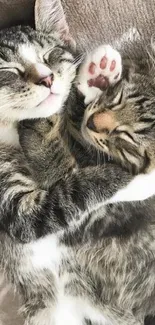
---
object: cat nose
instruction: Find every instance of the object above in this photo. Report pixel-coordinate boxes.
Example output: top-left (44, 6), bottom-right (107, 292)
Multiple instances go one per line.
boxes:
top-left (87, 111), bottom-right (117, 133)
top-left (39, 74), bottom-right (54, 88)
top-left (87, 115), bottom-right (97, 132)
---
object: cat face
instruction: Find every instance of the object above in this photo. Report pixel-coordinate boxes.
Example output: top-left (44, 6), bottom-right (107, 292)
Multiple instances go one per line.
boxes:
top-left (81, 61), bottom-right (155, 173)
top-left (0, 0), bottom-right (76, 122)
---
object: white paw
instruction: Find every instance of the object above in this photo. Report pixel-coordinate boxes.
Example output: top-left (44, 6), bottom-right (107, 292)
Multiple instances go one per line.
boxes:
top-left (77, 45), bottom-right (122, 104)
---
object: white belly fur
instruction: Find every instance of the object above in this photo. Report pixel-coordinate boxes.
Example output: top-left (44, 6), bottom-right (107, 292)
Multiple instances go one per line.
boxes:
top-left (19, 234), bottom-right (111, 325)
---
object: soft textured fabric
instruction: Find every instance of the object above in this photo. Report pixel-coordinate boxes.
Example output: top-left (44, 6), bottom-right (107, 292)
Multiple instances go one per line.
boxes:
top-left (62, 0), bottom-right (155, 51)
top-left (1, 0), bottom-right (155, 52)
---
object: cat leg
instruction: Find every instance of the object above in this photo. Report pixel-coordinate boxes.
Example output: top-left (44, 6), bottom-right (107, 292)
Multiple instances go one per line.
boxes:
top-left (77, 45), bottom-right (122, 104)
top-left (19, 115), bottom-right (76, 188)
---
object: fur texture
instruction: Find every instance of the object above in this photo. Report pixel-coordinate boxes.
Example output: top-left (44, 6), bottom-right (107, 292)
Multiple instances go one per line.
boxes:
top-left (1, 0), bottom-right (155, 53)
top-left (1, 1), bottom-right (155, 325)
top-left (18, 37), bottom-right (155, 325)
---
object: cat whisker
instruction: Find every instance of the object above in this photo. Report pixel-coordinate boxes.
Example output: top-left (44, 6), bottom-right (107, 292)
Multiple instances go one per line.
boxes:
top-left (65, 53), bottom-right (85, 73)
top-left (73, 53), bottom-right (85, 65)
top-left (147, 46), bottom-right (155, 70)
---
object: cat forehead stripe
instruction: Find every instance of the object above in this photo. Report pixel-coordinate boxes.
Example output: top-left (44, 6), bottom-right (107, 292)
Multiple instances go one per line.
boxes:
top-left (19, 45), bottom-right (37, 63)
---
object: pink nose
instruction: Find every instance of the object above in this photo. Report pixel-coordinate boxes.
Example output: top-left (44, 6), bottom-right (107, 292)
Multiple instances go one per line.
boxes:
top-left (39, 74), bottom-right (54, 88)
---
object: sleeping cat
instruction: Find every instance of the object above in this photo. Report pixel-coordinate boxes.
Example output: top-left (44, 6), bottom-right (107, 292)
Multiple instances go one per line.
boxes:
top-left (17, 23), bottom-right (155, 325)
top-left (16, 41), bottom-right (155, 325)
top-left (0, 0), bottom-right (78, 241)
top-left (0, 0), bottom-right (155, 325)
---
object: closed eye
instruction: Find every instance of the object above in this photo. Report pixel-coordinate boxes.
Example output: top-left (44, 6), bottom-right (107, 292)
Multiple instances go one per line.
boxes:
top-left (0, 67), bottom-right (22, 76)
top-left (0, 63), bottom-right (25, 76)
top-left (43, 46), bottom-right (74, 65)
top-left (43, 47), bottom-right (54, 63)
top-left (43, 47), bottom-right (65, 63)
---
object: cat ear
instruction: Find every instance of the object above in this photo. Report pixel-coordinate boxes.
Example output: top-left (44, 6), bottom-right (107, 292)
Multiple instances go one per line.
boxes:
top-left (35, 0), bottom-right (75, 48)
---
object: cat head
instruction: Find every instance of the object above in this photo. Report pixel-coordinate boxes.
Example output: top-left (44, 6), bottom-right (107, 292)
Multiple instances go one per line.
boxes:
top-left (81, 56), bottom-right (155, 173)
top-left (0, 0), bottom-right (76, 123)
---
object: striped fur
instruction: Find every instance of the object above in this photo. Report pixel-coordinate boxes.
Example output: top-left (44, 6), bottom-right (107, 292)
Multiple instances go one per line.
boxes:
top-left (17, 42), bottom-right (155, 324)
top-left (1, 1), bottom-right (155, 325)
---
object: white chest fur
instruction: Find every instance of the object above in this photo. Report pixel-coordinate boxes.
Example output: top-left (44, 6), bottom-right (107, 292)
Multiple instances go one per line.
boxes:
top-left (20, 234), bottom-right (111, 325)
top-left (0, 123), bottom-right (19, 146)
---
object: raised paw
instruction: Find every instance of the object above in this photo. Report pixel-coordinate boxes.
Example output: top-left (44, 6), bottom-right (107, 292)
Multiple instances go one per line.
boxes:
top-left (77, 45), bottom-right (122, 104)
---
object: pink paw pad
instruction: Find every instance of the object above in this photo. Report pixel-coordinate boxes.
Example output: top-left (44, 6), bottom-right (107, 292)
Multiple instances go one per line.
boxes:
top-left (110, 60), bottom-right (116, 71)
top-left (88, 75), bottom-right (109, 90)
top-left (77, 45), bottom-right (122, 103)
top-left (100, 56), bottom-right (107, 69)
top-left (88, 62), bottom-right (96, 75)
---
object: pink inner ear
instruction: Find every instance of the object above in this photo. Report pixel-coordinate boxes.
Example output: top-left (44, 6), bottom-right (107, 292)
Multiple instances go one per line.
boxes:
top-left (57, 17), bottom-right (69, 35)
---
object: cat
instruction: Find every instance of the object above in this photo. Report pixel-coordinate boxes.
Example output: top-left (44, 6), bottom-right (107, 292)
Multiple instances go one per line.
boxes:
top-left (0, 1), bottom-right (155, 325)
top-left (0, 0), bottom-right (78, 239)
top-left (0, 0), bottom-right (78, 324)
top-left (17, 33), bottom-right (155, 325)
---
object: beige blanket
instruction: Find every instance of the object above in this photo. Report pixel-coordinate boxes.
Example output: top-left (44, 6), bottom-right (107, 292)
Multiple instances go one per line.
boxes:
top-left (0, 0), bottom-right (155, 324)
top-left (1, 0), bottom-right (155, 51)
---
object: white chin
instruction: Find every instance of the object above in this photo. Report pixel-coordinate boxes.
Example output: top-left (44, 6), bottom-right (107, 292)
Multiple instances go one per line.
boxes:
top-left (33, 94), bottom-right (63, 119)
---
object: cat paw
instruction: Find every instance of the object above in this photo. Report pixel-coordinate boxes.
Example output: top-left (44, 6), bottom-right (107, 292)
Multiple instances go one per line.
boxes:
top-left (77, 45), bottom-right (122, 104)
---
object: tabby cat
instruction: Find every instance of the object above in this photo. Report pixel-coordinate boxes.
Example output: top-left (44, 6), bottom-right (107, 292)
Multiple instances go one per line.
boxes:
top-left (18, 41), bottom-right (155, 325)
top-left (0, 1), bottom-right (155, 325)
